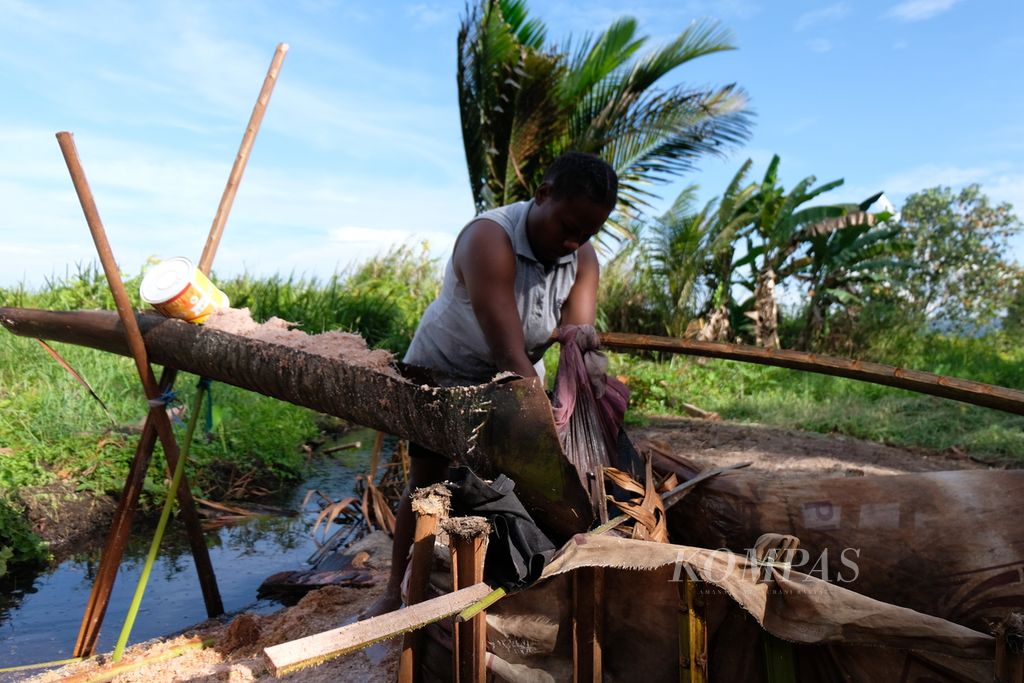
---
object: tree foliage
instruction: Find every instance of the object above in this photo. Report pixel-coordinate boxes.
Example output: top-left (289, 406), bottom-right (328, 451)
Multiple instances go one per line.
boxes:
top-left (887, 185), bottom-right (1022, 331)
top-left (598, 155), bottom-right (898, 348)
top-left (457, 0), bottom-right (752, 239)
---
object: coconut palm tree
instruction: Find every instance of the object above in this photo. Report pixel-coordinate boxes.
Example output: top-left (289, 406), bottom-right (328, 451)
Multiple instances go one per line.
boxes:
top-left (457, 0), bottom-right (752, 239)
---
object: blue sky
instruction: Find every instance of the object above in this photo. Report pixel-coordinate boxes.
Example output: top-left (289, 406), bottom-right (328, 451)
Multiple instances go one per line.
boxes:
top-left (1, 0), bottom-right (1021, 288)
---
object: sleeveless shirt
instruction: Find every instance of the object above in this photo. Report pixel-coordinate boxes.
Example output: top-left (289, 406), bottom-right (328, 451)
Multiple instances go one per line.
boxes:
top-left (403, 200), bottom-right (578, 384)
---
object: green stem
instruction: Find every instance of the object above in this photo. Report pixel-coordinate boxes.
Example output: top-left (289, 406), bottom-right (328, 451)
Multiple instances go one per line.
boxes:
top-left (112, 383), bottom-right (208, 662)
top-left (0, 656), bottom-right (84, 673)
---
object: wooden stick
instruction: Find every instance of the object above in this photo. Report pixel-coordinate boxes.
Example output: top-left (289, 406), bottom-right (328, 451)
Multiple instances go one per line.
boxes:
top-left (56, 132), bottom-right (224, 656)
top-left (598, 331), bottom-right (1024, 416)
top-left (198, 42), bottom-right (288, 274)
top-left (398, 485), bottom-right (451, 683)
top-left (264, 583), bottom-right (493, 677)
top-left (66, 42), bottom-right (288, 656)
top-left (572, 567), bottom-right (603, 683)
top-left (442, 517), bottom-right (490, 683)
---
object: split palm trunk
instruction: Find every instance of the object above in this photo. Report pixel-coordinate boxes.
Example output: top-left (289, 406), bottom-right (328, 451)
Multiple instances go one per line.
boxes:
top-left (0, 307), bottom-right (593, 540)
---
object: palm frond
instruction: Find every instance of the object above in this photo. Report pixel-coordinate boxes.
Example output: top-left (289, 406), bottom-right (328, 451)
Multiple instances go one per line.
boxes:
top-left (561, 18), bottom-right (644, 105)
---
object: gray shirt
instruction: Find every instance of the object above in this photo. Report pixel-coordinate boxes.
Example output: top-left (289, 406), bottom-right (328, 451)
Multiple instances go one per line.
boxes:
top-left (404, 200), bottom-right (578, 385)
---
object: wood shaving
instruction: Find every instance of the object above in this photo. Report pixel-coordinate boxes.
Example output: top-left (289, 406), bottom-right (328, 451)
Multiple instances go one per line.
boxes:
top-left (205, 307), bottom-right (396, 374)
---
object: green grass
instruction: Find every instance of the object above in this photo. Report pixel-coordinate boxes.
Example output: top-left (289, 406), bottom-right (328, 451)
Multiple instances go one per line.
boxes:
top-left (0, 330), bottom-right (320, 574)
top-left (2, 258), bottom-right (1022, 573)
top-left (611, 333), bottom-right (1024, 463)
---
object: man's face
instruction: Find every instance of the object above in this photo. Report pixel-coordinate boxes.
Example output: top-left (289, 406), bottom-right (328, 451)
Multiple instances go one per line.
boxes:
top-left (527, 184), bottom-right (613, 264)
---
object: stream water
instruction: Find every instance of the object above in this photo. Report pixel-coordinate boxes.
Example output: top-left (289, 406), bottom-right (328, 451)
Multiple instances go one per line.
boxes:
top-left (0, 428), bottom-right (382, 678)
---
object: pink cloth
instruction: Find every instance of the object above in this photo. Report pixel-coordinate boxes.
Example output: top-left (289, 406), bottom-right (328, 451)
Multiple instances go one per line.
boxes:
top-left (551, 325), bottom-right (630, 466)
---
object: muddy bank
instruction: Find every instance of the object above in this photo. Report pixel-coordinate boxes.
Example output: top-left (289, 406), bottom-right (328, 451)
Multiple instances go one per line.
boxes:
top-left (16, 482), bottom-right (118, 562)
top-left (630, 415), bottom-right (991, 479)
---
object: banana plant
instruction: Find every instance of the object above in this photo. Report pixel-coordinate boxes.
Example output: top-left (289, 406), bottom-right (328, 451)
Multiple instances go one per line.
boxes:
top-left (793, 197), bottom-right (904, 349)
top-left (738, 155), bottom-right (853, 348)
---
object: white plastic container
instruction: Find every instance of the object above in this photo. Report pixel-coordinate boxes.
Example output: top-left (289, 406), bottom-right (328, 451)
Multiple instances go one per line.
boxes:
top-left (139, 257), bottom-right (229, 324)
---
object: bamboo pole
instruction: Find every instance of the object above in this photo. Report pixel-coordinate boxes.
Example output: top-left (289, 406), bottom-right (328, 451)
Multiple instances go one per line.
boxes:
top-left (398, 485), bottom-right (451, 683)
top-left (598, 331), bottom-right (1024, 416)
top-left (198, 42), bottom-right (288, 273)
top-left (441, 517), bottom-right (490, 683)
top-left (57, 132), bottom-right (224, 656)
top-left (679, 576), bottom-right (707, 683)
top-left (67, 42), bottom-right (288, 657)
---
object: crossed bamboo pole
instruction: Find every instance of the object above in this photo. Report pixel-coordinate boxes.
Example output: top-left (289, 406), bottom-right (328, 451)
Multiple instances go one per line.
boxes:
top-left (66, 42), bottom-right (289, 658)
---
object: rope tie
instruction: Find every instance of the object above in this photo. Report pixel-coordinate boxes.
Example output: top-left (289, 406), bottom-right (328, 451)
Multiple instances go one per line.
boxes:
top-left (147, 387), bottom-right (178, 408)
top-left (148, 387), bottom-right (185, 427)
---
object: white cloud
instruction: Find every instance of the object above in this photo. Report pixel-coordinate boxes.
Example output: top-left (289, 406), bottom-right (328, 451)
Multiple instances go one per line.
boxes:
top-left (795, 3), bottom-right (850, 31)
top-left (886, 0), bottom-right (962, 22)
top-left (843, 163), bottom-right (1024, 231)
top-left (405, 3), bottom-right (451, 27)
top-left (807, 38), bottom-right (833, 53)
top-left (0, 125), bottom-right (471, 288)
top-left (986, 174), bottom-right (1024, 215)
top-left (878, 163), bottom-right (992, 194)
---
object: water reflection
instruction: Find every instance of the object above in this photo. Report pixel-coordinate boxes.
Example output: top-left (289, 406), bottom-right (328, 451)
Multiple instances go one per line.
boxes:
top-left (0, 429), bottom-right (385, 677)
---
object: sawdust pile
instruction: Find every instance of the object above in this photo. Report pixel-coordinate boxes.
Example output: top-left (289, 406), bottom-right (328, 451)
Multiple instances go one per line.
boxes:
top-left (30, 533), bottom-right (400, 683)
top-left (206, 307), bottom-right (397, 375)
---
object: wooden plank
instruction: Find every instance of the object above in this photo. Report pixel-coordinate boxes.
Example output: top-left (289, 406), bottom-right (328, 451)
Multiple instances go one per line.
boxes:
top-left (264, 583), bottom-right (493, 677)
top-left (572, 567), bottom-right (604, 682)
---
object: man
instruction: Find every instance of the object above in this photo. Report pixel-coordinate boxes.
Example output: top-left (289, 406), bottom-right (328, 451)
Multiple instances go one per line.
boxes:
top-left (363, 151), bottom-right (618, 618)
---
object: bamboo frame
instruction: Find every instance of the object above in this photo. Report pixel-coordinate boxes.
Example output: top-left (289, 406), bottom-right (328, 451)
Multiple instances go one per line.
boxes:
top-left (679, 576), bottom-right (707, 683)
top-left (572, 566), bottom-right (604, 682)
top-left (57, 132), bottom-right (223, 656)
top-left (65, 42), bottom-right (288, 657)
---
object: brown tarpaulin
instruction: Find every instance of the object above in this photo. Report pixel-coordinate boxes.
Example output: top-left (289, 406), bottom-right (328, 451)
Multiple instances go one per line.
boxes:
top-left (653, 453), bottom-right (1024, 635)
top-left (420, 535), bottom-right (995, 682)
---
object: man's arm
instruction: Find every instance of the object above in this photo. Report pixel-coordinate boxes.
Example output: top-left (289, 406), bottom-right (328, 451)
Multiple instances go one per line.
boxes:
top-left (560, 242), bottom-right (599, 326)
top-left (454, 220), bottom-right (538, 378)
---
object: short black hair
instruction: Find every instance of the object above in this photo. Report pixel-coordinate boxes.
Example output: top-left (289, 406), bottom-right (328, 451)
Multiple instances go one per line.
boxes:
top-left (541, 151), bottom-right (618, 208)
